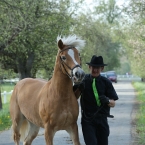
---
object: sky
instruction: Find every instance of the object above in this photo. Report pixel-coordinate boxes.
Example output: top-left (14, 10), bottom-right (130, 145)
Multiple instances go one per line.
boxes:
top-left (84, 0), bottom-right (127, 5)
top-left (71, 0), bottom-right (130, 21)
top-left (73, 0), bottom-right (130, 16)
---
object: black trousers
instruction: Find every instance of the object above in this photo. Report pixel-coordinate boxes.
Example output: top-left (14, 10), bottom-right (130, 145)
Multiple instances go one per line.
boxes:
top-left (81, 115), bottom-right (110, 145)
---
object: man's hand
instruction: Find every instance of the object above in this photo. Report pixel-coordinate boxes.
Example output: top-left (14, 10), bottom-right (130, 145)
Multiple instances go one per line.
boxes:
top-left (73, 82), bottom-right (85, 99)
top-left (73, 82), bottom-right (84, 92)
top-left (99, 95), bottom-right (109, 105)
top-left (108, 100), bottom-right (115, 107)
top-left (99, 95), bottom-right (116, 107)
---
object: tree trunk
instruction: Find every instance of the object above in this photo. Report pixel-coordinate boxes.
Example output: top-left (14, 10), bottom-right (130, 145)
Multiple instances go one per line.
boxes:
top-left (0, 86), bottom-right (2, 110)
top-left (17, 51), bottom-right (35, 80)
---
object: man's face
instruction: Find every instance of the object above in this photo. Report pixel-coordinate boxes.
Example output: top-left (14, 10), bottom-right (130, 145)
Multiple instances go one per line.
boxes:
top-left (89, 66), bottom-right (104, 77)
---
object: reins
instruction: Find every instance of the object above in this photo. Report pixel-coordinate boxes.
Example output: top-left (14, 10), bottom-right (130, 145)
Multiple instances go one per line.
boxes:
top-left (59, 46), bottom-right (81, 79)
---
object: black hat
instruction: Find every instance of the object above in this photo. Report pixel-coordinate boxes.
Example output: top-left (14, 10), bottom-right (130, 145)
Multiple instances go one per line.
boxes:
top-left (86, 55), bottom-right (107, 67)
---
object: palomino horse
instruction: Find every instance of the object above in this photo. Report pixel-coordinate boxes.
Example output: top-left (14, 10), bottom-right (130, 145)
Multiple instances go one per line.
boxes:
top-left (10, 35), bottom-right (85, 145)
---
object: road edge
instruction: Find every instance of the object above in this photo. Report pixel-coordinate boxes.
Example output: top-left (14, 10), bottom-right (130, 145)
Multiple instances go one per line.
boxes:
top-left (131, 90), bottom-right (139, 145)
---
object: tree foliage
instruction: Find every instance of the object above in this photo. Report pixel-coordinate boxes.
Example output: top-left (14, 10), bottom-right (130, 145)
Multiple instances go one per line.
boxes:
top-left (94, 0), bottom-right (122, 24)
top-left (119, 0), bottom-right (145, 78)
top-left (0, 0), bottom-right (80, 79)
top-left (0, 0), bottom-right (131, 79)
top-left (73, 13), bottom-right (121, 73)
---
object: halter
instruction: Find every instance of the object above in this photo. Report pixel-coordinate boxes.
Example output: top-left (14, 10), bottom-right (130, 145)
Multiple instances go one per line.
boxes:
top-left (59, 46), bottom-right (81, 79)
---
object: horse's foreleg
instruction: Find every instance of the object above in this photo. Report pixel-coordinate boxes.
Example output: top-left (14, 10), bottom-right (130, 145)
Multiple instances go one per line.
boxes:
top-left (66, 123), bottom-right (81, 145)
top-left (44, 123), bottom-right (55, 145)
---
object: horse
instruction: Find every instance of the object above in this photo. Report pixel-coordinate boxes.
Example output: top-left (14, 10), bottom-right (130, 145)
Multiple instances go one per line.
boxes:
top-left (9, 35), bottom-right (85, 145)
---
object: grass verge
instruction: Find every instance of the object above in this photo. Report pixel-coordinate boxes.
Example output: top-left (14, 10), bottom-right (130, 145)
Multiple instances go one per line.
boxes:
top-left (132, 82), bottom-right (145, 144)
top-left (0, 82), bottom-right (15, 131)
top-left (0, 103), bottom-right (11, 131)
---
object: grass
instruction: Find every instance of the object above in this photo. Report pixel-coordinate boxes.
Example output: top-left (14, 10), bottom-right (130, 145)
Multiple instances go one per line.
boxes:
top-left (0, 82), bottom-right (15, 131)
top-left (132, 82), bottom-right (145, 144)
top-left (0, 103), bottom-right (12, 131)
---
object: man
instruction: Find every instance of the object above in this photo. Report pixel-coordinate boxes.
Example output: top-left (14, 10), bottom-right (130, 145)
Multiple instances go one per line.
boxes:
top-left (73, 55), bottom-right (118, 145)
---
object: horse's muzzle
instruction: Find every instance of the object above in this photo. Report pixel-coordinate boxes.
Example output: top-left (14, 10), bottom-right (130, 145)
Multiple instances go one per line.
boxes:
top-left (72, 67), bottom-right (85, 83)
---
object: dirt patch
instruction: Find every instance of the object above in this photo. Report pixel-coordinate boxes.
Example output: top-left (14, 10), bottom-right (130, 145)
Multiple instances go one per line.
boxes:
top-left (131, 97), bottom-right (140, 145)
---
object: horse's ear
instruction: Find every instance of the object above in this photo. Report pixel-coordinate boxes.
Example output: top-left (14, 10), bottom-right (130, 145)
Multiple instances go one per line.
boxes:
top-left (58, 39), bottom-right (64, 50)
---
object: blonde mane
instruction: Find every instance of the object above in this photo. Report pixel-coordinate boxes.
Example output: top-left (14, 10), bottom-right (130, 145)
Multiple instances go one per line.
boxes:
top-left (57, 35), bottom-right (85, 49)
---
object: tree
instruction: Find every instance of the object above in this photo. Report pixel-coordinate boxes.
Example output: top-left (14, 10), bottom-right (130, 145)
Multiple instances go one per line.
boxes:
top-left (73, 13), bottom-right (121, 73)
top-left (0, 0), bottom-right (81, 79)
top-left (121, 24), bottom-right (145, 77)
top-left (0, 85), bottom-right (2, 110)
top-left (118, 0), bottom-right (145, 78)
top-left (93, 0), bottom-right (123, 24)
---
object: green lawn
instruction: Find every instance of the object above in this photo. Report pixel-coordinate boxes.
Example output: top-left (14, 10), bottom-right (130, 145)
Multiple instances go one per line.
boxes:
top-left (0, 82), bottom-right (15, 131)
top-left (0, 103), bottom-right (12, 131)
top-left (132, 82), bottom-right (145, 144)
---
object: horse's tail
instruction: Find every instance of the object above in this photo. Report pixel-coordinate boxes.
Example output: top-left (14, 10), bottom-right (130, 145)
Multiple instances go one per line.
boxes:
top-left (20, 120), bottom-right (30, 142)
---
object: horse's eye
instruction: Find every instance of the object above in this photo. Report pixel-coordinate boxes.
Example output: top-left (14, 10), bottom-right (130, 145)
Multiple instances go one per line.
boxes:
top-left (61, 56), bottom-right (66, 61)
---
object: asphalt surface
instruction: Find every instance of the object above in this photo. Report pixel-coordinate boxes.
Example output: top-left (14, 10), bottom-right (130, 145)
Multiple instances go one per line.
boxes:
top-left (0, 81), bottom-right (136, 145)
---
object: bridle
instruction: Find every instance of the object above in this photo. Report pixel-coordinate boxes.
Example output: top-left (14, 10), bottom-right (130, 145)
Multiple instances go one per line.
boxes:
top-left (59, 46), bottom-right (81, 79)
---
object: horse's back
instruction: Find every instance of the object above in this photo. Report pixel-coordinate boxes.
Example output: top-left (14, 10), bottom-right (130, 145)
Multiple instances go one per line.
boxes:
top-left (11, 77), bottom-right (49, 104)
top-left (16, 78), bottom-right (47, 89)
top-left (10, 78), bottom-right (49, 126)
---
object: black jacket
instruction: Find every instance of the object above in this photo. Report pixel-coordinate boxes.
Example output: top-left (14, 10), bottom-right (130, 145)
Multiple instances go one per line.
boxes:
top-left (80, 74), bottom-right (118, 116)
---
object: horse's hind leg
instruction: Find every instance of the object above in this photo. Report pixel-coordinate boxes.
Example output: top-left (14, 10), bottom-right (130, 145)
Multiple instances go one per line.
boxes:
top-left (23, 121), bottom-right (39, 145)
top-left (10, 98), bottom-right (25, 145)
top-left (11, 114), bottom-right (25, 145)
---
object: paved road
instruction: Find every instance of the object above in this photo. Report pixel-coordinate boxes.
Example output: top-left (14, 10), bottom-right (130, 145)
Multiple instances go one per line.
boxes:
top-left (0, 81), bottom-right (136, 145)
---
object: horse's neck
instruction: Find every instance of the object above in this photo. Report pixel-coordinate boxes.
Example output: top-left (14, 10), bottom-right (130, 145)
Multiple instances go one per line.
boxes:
top-left (51, 56), bottom-right (72, 88)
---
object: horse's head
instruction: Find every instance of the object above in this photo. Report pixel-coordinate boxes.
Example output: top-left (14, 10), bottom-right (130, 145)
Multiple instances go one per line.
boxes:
top-left (57, 35), bottom-right (85, 83)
